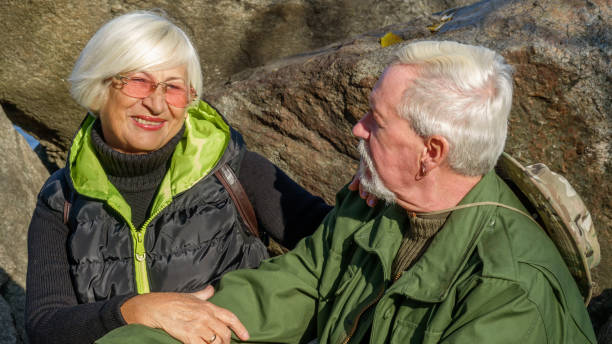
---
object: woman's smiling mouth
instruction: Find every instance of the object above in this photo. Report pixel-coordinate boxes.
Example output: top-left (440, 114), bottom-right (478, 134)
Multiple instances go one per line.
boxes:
top-left (132, 115), bottom-right (166, 130)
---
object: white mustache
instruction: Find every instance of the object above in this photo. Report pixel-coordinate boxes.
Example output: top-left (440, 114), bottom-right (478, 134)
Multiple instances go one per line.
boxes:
top-left (357, 139), bottom-right (395, 204)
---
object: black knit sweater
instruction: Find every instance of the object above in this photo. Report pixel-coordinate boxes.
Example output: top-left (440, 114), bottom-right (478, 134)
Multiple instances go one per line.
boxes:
top-left (90, 120), bottom-right (183, 228)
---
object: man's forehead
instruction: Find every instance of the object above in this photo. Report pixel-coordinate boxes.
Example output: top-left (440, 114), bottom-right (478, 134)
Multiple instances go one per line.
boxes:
top-left (381, 64), bottom-right (419, 85)
top-left (370, 64), bottom-right (418, 104)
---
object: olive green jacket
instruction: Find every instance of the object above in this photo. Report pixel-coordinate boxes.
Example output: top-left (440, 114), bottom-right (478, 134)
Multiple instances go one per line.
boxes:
top-left (98, 171), bottom-right (596, 343)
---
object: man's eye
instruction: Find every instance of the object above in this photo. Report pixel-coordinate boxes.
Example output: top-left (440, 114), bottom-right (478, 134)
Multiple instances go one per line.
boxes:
top-left (368, 113), bottom-right (377, 125)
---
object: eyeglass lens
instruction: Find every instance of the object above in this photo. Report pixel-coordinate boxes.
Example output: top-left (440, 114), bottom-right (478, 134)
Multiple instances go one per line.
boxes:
top-left (119, 76), bottom-right (190, 108)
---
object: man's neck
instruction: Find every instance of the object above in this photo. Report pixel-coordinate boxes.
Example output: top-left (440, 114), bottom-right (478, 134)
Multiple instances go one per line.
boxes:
top-left (395, 169), bottom-right (482, 213)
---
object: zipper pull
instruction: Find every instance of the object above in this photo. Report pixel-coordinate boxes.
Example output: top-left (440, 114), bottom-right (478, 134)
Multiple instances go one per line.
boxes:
top-left (135, 232), bottom-right (146, 261)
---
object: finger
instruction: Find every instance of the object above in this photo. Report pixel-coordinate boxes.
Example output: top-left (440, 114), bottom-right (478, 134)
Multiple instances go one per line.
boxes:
top-left (167, 322), bottom-right (206, 344)
top-left (366, 194), bottom-right (378, 207)
top-left (204, 324), bottom-right (231, 344)
top-left (187, 335), bottom-right (206, 344)
top-left (173, 333), bottom-right (205, 344)
top-left (191, 317), bottom-right (231, 344)
top-left (348, 175), bottom-right (359, 191)
top-left (209, 306), bottom-right (249, 340)
top-left (358, 182), bottom-right (368, 199)
top-left (204, 332), bottom-right (219, 344)
top-left (192, 285), bottom-right (215, 301)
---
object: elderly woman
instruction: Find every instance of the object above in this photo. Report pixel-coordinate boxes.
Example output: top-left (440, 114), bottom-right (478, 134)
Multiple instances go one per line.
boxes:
top-left (25, 11), bottom-right (333, 344)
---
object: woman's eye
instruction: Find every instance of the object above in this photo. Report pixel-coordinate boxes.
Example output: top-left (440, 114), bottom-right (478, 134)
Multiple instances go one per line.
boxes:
top-left (166, 84), bottom-right (185, 91)
top-left (130, 78), bottom-right (149, 83)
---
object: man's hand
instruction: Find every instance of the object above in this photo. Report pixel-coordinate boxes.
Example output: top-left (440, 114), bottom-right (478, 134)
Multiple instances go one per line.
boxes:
top-left (348, 175), bottom-right (378, 207)
top-left (120, 285), bottom-right (249, 344)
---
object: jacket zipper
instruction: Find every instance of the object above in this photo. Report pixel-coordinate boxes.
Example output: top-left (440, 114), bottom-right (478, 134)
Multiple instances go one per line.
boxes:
top-left (340, 286), bottom-right (385, 344)
top-left (339, 273), bottom-right (402, 344)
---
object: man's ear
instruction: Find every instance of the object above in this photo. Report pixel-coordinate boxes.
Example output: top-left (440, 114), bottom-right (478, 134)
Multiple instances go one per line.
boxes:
top-left (422, 135), bottom-right (449, 171)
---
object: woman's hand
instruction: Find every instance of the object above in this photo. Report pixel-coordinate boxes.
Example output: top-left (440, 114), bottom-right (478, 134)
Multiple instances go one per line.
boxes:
top-left (348, 175), bottom-right (378, 207)
top-left (120, 285), bottom-right (248, 344)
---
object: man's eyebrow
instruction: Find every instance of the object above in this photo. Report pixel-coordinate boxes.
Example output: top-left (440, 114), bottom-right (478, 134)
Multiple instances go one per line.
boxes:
top-left (368, 94), bottom-right (378, 112)
top-left (370, 107), bottom-right (384, 126)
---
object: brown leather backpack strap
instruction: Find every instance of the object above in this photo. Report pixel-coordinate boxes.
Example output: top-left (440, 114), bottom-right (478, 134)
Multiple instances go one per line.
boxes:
top-left (215, 164), bottom-right (260, 238)
top-left (63, 200), bottom-right (71, 225)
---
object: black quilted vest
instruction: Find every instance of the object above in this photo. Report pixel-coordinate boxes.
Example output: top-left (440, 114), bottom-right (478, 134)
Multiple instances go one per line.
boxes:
top-left (38, 129), bottom-right (269, 303)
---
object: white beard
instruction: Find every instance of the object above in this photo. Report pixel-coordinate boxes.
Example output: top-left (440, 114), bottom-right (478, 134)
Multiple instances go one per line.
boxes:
top-left (357, 139), bottom-right (396, 204)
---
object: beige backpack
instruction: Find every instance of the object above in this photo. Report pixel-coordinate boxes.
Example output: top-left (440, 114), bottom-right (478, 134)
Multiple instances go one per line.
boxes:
top-left (496, 152), bottom-right (601, 304)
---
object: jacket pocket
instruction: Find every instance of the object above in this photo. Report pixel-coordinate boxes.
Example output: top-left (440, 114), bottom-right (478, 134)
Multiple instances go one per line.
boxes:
top-left (333, 266), bottom-right (356, 297)
top-left (387, 306), bottom-right (442, 344)
top-left (389, 318), bottom-right (421, 343)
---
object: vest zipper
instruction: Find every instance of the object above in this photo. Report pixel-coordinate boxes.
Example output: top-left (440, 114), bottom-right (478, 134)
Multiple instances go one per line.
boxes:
top-left (106, 202), bottom-right (150, 295)
top-left (130, 162), bottom-right (222, 294)
top-left (134, 231), bottom-right (149, 294)
top-left (131, 200), bottom-right (173, 294)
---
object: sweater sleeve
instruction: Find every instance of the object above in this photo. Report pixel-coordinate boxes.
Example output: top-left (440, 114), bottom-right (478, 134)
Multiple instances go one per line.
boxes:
top-left (25, 198), bottom-right (133, 344)
top-left (238, 151), bottom-right (332, 248)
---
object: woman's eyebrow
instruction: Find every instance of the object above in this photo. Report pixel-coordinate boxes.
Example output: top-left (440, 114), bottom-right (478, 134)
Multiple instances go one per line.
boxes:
top-left (135, 72), bottom-right (185, 82)
top-left (131, 71), bottom-right (150, 77)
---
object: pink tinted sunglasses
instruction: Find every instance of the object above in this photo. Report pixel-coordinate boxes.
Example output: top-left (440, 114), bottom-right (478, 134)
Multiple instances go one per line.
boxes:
top-left (114, 74), bottom-right (194, 108)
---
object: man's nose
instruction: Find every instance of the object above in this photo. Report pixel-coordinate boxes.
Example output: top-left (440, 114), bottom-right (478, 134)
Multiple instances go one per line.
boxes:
top-left (352, 115), bottom-right (370, 140)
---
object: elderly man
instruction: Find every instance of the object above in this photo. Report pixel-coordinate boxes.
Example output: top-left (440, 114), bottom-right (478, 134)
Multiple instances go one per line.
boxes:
top-left (98, 41), bottom-right (595, 343)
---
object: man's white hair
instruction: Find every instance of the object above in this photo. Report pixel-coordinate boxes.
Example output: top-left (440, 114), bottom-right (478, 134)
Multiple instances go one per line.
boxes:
top-left (69, 11), bottom-right (203, 111)
top-left (395, 41), bottom-right (514, 176)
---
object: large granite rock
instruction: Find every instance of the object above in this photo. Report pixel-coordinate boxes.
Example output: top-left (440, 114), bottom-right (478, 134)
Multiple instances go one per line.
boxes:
top-left (0, 0), bottom-right (471, 167)
top-left (0, 0), bottom-right (609, 340)
top-left (206, 0), bottom-right (611, 298)
top-left (0, 105), bottom-right (49, 343)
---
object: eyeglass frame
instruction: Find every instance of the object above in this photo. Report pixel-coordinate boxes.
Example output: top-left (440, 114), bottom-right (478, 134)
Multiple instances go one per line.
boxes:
top-left (112, 74), bottom-right (196, 108)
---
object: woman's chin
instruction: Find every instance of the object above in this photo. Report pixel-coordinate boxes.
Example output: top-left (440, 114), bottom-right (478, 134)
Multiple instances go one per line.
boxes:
top-left (110, 136), bottom-right (164, 154)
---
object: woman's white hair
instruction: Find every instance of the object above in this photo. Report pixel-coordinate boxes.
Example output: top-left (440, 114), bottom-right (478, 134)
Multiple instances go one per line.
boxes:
top-left (395, 40), bottom-right (514, 176)
top-left (69, 10), bottom-right (202, 111)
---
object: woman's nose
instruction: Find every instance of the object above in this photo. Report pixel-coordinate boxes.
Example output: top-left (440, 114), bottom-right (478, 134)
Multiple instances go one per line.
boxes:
top-left (142, 86), bottom-right (166, 114)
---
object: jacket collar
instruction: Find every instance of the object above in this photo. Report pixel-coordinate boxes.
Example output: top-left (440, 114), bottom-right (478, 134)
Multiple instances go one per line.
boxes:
top-left (353, 204), bottom-right (408, 282)
top-left (354, 171), bottom-right (502, 302)
top-left (67, 100), bottom-right (230, 227)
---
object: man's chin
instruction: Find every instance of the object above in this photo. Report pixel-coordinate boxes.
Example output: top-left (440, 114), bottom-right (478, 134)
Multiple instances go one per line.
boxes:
top-left (372, 190), bottom-right (396, 205)
top-left (360, 179), bottom-right (396, 205)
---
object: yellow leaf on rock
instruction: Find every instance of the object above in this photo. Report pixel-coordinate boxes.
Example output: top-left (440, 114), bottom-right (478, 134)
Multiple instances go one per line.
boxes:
top-left (427, 22), bottom-right (446, 32)
top-left (380, 32), bottom-right (403, 47)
